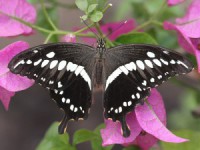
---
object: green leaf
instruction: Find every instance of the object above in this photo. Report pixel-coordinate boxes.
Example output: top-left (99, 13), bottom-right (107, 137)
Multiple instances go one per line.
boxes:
top-left (91, 124), bottom-right (113, 150)
top-left (81, 15), bottom-right (88, 20)
top-left (90, 11), bottom-right (103, 22)
top-left (97, 0), bottom-right (107, 10)
top-left (73, 129), bottom-right (97, 145)
top-left (87, 0), bottom-right (107, 10)
top-left (75, 0), bottom-right (88, 11)
top-left (36, 122), bottom-right (75, 150)
top-left (36, 6), bottom-right (59, 42)
top-left (161, 130), bottom-right (200, 150)
top-left (88, 4), bottom-right (98, 13)
top-left (116, 32), bottom-right (157, 45)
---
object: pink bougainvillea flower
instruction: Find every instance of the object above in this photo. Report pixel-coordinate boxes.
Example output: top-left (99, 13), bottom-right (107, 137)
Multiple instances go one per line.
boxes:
top-left (61, 34), bottom-right (76, 43)
top-left (0, 41), bottom-right (34, 110)
top-left (168, 0), bottom-right (185, 6)
top-left (80, 19), bottom-right (136, 45)
top-left (101, 89), bottom-right (188, 149)
top-left (0, 0), bottom-right (36, 37)
top-left (164, 0), bottom-right (200, 72)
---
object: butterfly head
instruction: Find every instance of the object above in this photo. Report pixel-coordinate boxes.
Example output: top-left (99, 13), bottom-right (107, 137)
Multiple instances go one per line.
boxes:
top-left (97, 39), bottom-right (106, 57)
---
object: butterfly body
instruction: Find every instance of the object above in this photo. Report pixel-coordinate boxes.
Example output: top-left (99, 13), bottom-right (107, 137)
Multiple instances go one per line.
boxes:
top-left (8, 39), bottom-right (193, 137)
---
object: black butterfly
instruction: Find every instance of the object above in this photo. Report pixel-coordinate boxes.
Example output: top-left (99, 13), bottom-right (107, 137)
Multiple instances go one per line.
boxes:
top-left (8, 39), bottom-right (193, 137)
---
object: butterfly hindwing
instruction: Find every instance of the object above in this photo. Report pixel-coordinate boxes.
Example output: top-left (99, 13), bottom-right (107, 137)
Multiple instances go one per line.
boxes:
top-left (104, 44), bottom-right (193, 136)
top-left (50, 74), bottom-right (92, 133)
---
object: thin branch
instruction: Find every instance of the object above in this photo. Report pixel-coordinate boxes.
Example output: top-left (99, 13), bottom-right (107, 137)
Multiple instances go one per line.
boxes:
top-left (40, 0), bottom-right (58, 30)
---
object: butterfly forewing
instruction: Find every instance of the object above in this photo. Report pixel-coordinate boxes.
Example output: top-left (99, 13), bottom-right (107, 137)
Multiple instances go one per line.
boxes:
top-left (8, 42), bottom-right (96, 132)
top-left (104, 44), bottom-right (193, 136)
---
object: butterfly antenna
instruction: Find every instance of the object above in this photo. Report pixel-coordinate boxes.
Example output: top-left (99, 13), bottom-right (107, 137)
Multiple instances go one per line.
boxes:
top-left (80, 17), bottom-right (100, 39)
top-left (103, 20), bottom-right (128, 39)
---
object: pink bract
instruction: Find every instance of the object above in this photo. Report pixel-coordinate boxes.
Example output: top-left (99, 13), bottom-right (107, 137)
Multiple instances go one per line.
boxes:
top-left (101, 89), bottom-right (188, 149)
top-left (168, 0), bottom-right (185, 6)
top-left (61, 34), bottom-right (76, 43)
top-left (164, 0), bottom-right (200, 72)
top-left (0, 0), bottom-right (36, 37)
top-left (0, 41), bottom-right (34, 110)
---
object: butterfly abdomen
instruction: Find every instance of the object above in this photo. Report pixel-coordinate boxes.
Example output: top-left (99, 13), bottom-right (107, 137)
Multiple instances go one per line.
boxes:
top-left (93, 59), bottom-right (105, 87)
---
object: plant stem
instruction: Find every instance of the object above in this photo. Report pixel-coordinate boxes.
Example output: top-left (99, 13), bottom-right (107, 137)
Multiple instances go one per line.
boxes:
top-left (74, 24), bottom-right (94, 34)
top-left (44, 33), bottom-right (53, 44)
top-left (7, 14), bottom-right (52, 33)
top-left (152, 20), bottom-right (163, 28)
top-left (150, 1), bottom-right (167, 20)
top-left (102, 3), bottom-right (113, 13)
top-left (132, 20), bottom-right (152, 32)
top-left (94, 23), bottom-right (104, 37)
top-left (40, 0), bottom-right (58, 31)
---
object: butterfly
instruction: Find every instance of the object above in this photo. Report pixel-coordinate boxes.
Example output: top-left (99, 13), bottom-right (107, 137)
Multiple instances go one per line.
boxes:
top-left (8, 38), bottom-right (193, 137)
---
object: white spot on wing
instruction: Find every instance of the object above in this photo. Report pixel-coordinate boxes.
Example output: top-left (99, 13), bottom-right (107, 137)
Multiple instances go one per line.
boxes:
top-left (128, 101), bottom-right (132, 106)
top-left (125, 62), bottom-right (136, 71)
top-left (67, 62), bottom-right (77, 72)
top-left (177, 60), bottom-right (188, 69)
top-left (62, 98), bottom-right (65, 103)
top-left (58, 81), bottom-right (63, 88)
top-left (58, 60), bottom-right (67, 70)
top-left (34, 59), bottom-right (42, 66)
top-left (46, 52), bottom-right (55, 58)
top-left (41, 60), bottom-right (49, 68)
top-left (50, 60), bottom-right (58, 69)
top-left (160, 58), bottom-right (169, 65)
top-left (153, 59), bottom-right (162, 67)
top-left (70, 105), bottom-right (74, 111)
top-left (136, 93), bottom-right (140, 99)
top-left (147, 52), bottom-right (155, 58)
top-left (26, 60), bottom-right (32, 64)
top-left (123, 102), bottom-right (127, 107)
top-left (80, 69), bottom-right (91, 89)
top-left (170, 60), bottom-right (176, 64)
top-left (66, 98), bottom-right (70, 104)
top-left (14, 60), bottom-right (25, 68)
top-left (150, 78), bottom-right (155, 82)
top-left (119, 66), bottom-right (129, 75)
top-left (145, 60), bottom-right (153, 68)
top-left (75, 66), bottom-right (84, 76)
top-left (136, 60), bottom-right (145, 70)
top-left (142, 80), bottom-right (147, 86)
top-left (158, 75), bottom-right (162, 79)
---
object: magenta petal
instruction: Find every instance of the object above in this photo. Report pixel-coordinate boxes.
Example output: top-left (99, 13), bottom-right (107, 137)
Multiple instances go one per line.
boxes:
top-left (168, 0), bottom-right (185, 6)
top-left (0, 41), bottom-right (30, 75)
top-left (0, 86), bottom-right (15, 110)
top-left (101, 112), bottom-right (142, 146)
top-left (0, 72), bottom-right (34, 92)
top-left (61, 34), bottom-right (76, 43)
top-left (135, 89), bottom-right (188, 143)
top-left (133, 133), bottom-right (158, 150)
top-left (164, 21), bottom-right (200, 72)
top-left (175, 0), bottom-right (200, 38)
top-left (0, 0), bottom-right (36, 37)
